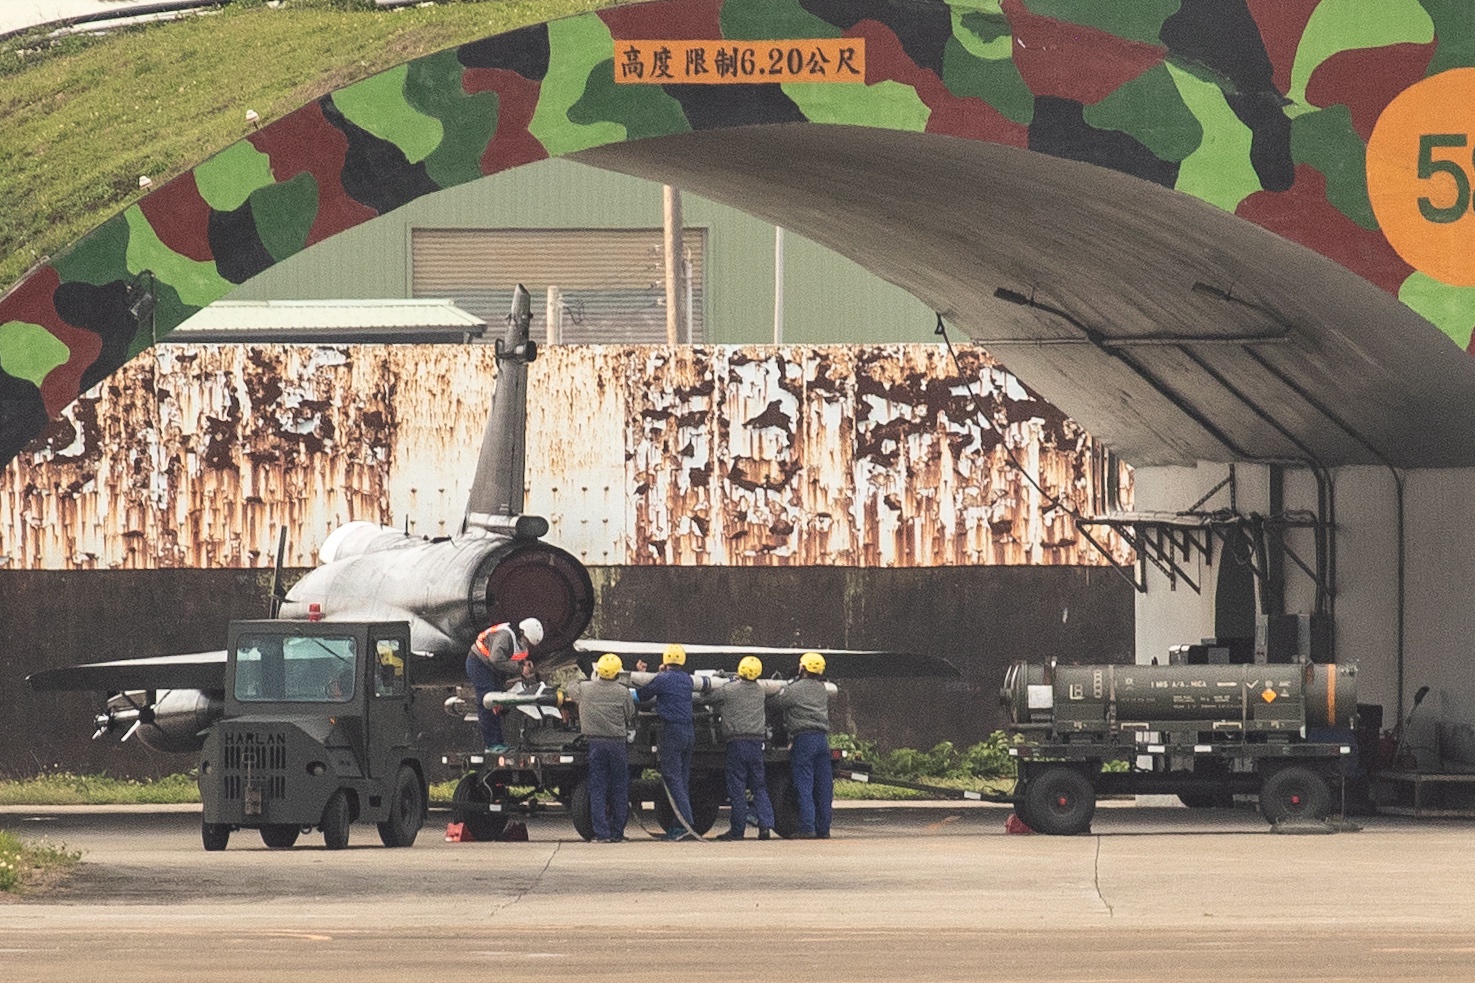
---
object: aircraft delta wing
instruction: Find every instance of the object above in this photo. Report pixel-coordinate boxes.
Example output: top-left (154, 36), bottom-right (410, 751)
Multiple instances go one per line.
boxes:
top-left (27, 652), bottom-right (227, 693)
top-left (574, 641), bottom-right (958, 679)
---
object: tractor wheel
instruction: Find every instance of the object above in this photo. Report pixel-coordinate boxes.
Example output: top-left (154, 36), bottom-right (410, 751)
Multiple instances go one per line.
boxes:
top-left (260, 824), bottom-right (299, 849)
top-left (202, 821), bottom-right (231, 852)
top-left (1021, 766), bottom-right (1096, 835)
top-left (451, 772), bottom-right (509, 842)
top-left (570, 781), bottom-right (595, 841)
top-left (321, 789), bottom-right (352, 850)
top-left (1259, 766), bottom-right (1331, 824)
top-left (377, 766), bottom-right (426, 847)
top-left (689, 775), bottom-right (722, 835)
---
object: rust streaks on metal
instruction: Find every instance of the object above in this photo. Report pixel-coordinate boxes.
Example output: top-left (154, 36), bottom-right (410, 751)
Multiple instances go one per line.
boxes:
top-left (1, 343), bottom-right (1131, 570)
top-left (2, 347), bottom-right (401, 569)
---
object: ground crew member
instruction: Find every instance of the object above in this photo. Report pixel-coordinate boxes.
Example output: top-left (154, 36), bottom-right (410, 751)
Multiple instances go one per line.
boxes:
top-left (465, 617), bottom-right (543, 752)
top-left (707, 655), bottom-right (775, 841)
top-left (772, 651), bottom-right (833, 839)
top-left (565, 653), bottom-right (637, 843)
top-left (637, 643), bottom-right (707, 840)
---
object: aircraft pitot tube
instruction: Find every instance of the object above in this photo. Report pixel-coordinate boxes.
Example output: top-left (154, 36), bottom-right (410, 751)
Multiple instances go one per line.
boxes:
top-left (92, 689), bottom-right (224, 753)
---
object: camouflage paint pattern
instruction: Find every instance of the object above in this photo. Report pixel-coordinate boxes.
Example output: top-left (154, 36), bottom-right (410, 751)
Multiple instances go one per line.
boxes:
top-left (0, 0), bottom-right (1468, 466)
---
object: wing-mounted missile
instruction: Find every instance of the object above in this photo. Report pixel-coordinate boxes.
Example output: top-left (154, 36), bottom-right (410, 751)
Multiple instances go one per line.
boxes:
top-left (282, 520), bottom-right (593, 686)
top-left (91, 689), bottom-right (224, 753)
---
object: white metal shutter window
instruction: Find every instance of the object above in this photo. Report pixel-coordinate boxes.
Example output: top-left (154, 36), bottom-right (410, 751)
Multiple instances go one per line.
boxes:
top-left (412, 228), bottom-right (707, 344)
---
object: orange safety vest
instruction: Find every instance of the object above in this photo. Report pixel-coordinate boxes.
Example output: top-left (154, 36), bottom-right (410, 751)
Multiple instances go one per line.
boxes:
top-left (474, 622), bottom-right (529, 661)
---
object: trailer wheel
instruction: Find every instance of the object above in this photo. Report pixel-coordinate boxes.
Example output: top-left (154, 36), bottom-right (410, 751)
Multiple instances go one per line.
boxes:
top-left (378, 766), bottom-right (426, 847)
top-left (690, 776), bottom-right (722, 835)
top-left (202, 822), bottom-right (230, 852)
top-left (451, 772), bottom-right (508, 842)
top-left (767, 770), bottom-right (800, 839)
top-left (1259, 766), bottom-right (1331, 824)
top-left (570, 781), bottom-right (596, 841)
top-left (1022, 766), bottom-right (1096, 835)
top-left (1010, 792), bottom-right (1036, 831)
top-left (260, 824), bottom-right (300, 849)
top-left (321, 789), bottom-right (352, 850)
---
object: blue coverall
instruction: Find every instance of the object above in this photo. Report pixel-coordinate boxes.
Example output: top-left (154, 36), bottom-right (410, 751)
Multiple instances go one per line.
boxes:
top-left (586, 739), bottom-right (630, 841)
top-left (465, 652), bottom-right (505, 748)
top-left (789, 730), bottom-right (834, 838)
top-left (724, 738), bottom-right (775, 837)
top-left (638, 668), bottom-right (698, 832)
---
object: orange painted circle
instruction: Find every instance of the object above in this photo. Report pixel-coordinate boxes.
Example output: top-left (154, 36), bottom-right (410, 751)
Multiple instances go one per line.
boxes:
top-left (1368, 68), bottom-right (1475, 287)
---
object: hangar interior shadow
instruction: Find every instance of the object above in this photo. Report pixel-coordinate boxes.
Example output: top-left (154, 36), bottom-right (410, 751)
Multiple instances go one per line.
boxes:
top-left (575, 124), bottom-right (1475, 472)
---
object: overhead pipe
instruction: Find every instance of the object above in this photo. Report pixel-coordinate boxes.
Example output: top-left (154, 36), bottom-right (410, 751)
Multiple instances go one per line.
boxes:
top-left (1242, 348), bottom-right (1407, 720)
top-left (992, 288), bottom-right (1252, 459)
top-left (1176, 347), bottom-right (1335, 628)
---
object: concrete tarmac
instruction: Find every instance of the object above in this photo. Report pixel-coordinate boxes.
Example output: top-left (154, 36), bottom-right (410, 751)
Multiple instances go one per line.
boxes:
top-left (3, 802), bottom-right (1475, 982)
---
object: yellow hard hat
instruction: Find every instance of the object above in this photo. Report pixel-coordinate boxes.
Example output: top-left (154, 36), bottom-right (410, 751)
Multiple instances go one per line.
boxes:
top-left (737, 656), bottom-right (763, 680)
top-left (596, 653), bottom-right (624, 680)
top-left (799, 651), bottom-right (825, 675)
top-left (662, 643), bottom-right (687, 666)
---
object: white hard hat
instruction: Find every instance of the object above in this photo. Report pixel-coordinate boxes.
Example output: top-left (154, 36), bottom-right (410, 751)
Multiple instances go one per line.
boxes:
top-left (519, 617), bottom-right (544, 646)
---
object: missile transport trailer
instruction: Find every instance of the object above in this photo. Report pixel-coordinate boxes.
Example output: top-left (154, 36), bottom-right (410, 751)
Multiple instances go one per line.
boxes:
top-left (999, 659), bottom-right (1359, 835)
top-left (197, 620), bottom-right (428, 851)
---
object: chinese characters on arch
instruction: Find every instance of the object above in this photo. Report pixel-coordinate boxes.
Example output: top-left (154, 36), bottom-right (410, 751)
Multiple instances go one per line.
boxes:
top-left (615, 39), bottom-right (866, 85)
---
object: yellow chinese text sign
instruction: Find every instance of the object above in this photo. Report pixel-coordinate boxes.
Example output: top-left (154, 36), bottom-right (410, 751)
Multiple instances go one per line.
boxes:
top-left (614, 39), bottom-right (866, 85)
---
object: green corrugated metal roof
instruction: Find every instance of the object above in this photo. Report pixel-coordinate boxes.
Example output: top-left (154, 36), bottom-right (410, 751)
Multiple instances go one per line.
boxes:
top-left (165, 298), bottom-right (486, 343)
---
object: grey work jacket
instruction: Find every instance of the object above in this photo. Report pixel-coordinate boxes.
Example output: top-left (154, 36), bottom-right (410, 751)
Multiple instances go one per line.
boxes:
top-left (706, 678), bottom-right (768, 741)
top-left (567, 678), bottom-right (636, 741)
top-left (772, 677), bottom-right (831, 735)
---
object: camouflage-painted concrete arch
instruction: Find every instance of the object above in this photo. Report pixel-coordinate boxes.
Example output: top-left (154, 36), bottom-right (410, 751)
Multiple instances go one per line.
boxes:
top-left (2, 0), bottom-right (1471, 465)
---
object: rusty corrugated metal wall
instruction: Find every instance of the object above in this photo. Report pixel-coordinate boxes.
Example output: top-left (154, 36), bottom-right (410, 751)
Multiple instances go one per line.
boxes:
top-left (0, 344), bottom-right (1132, 570)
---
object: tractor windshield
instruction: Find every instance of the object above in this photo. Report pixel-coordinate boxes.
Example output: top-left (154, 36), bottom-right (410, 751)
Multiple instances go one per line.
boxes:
top-left (234, 633), bottom-right (358, 703)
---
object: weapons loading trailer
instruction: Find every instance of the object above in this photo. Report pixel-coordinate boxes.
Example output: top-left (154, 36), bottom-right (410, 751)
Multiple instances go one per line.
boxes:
top-left (999, 659), bottom-right (1360, 835)
top-left (437, 685), bottom-right (860, 840)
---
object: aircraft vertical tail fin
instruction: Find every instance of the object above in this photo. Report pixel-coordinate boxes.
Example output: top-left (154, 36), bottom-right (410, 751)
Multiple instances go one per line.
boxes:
top-left (463, 285), bottom-right (538, 536)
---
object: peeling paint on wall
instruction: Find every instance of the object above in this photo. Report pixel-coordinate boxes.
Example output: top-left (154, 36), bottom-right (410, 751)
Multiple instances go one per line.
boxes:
top-left (0, 344), bottom-right (1132, 570)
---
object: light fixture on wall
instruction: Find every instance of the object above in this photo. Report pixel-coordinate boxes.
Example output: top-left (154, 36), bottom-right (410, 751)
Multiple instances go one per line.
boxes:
top-left (127, 270), bottom-right (158, 342)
